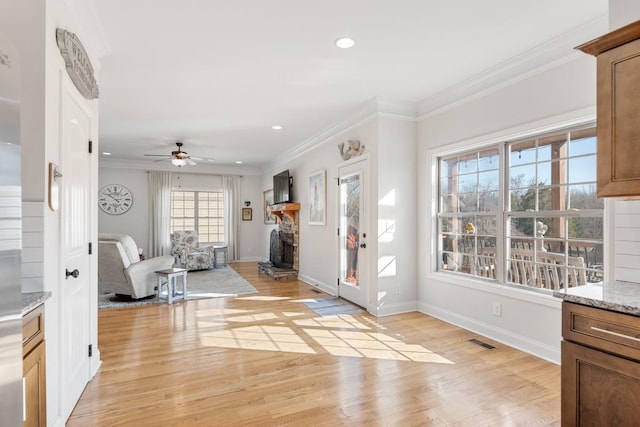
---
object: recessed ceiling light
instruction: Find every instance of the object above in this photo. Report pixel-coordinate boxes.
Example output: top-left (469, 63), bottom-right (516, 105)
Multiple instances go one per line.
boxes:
top-left (102, 152), bottom-right (111, 156)
top-left (272, 125), bottom-right (282, 130)
top-left (335, 36), bottom-right (355, 49)
top-left (235, 161), bottom-right (243, 164)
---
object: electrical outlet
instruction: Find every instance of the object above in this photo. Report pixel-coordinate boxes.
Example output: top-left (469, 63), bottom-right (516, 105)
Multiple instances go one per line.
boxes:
top-left (492, 302), bottom-right (502, 317)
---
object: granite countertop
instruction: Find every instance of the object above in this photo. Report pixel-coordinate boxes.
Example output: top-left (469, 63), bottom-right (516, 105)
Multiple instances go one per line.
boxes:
top-left (554, 281), bottom-right (640, 316)
top-left (22, 292), bottom-right (52, 314)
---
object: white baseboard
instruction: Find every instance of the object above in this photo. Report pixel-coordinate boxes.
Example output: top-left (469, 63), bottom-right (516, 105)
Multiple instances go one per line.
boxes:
top-left (372, 301), bottom-right (418, 317)
top-left (417, 301), bottom-right (560, 364)
top-left (91, 351), bottom-right (102, 378)
top-left (236, 256), bottom-right (263, 262)
top-left (298, 274), bottom-right (337, 296)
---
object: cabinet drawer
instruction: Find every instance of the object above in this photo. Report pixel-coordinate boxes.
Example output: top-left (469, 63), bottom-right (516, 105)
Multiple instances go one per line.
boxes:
top-left (23, 304), bottom-right (45, 356)
top-left (563, 301), bottom-right (640, 361)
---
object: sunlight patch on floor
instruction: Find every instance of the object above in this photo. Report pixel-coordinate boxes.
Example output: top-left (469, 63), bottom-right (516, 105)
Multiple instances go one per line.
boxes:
top-left (201, 325), bottom-right (317, 354)
top-left (303, 328), bottom-right (453, 363)
top-left (293, 315), bottom-right (370, 330)
top-left (237, 296), bottom-right (291, 301)
top-left (198, 308), bottom-right (453, 364)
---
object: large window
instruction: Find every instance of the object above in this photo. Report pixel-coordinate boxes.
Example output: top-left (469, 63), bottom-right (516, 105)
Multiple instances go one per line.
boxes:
top-left (171, 190), bottom-right (224, 244)
top-left (437, 125), bottom-right (603, 293)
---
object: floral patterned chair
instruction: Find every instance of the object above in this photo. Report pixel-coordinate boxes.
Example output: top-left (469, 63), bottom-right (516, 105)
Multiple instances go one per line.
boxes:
top-left (170, 230), bottom-right (215, 271)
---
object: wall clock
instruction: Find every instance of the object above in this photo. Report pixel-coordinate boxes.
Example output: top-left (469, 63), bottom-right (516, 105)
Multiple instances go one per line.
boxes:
top-left (98, 184), bottom-right (133, 215)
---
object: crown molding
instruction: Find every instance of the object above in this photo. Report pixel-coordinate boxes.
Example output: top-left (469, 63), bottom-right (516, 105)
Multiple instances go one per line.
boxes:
top-left (417, 15), bottom-right (608, 120)
top-left (267, 97), bottom-right (417, 172)
top-left (99, 157), bottom-right (262, 176)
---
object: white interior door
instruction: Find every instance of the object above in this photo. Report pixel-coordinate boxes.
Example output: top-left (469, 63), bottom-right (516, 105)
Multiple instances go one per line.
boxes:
top-left (337, 159), bottom-right (369, 308)
top-left (60, 87), bottom-right (92, 420)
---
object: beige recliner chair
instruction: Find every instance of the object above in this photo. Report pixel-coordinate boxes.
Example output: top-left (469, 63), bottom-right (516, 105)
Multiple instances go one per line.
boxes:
top-left (98, 233), bottom-right (174, 299)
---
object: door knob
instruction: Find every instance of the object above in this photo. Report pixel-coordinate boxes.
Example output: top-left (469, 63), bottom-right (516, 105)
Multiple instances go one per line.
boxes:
top-left (66, 269), bottom-right (80, 279)
top-left (360, 243), bottom-right (367, 248)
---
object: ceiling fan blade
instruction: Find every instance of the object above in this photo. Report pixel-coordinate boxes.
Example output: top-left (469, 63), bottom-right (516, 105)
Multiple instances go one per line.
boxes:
top-left (186, 158), bottom-right (197, 166)
top-left (144, 154), bottom-right (169, 157)
top-left (153, 158), bottom-right (170, 162)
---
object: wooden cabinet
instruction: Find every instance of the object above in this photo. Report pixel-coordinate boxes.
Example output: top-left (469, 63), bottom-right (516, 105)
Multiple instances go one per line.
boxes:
top-left (561, 302), bottom-right (640, 426)
top-left (577, 20), bottom-right (640, 198)
top-left (23, 304), bottom-right (46, 427)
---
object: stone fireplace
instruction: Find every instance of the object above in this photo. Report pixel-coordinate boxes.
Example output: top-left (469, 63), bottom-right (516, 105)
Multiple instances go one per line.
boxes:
top-left (259, 202), bottom-right (300, 280)
top-left (271, 230), bottom-right (295, 269)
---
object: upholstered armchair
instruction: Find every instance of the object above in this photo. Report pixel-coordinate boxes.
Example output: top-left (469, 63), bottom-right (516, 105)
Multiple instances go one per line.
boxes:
top-left (98, 233), bottom-right (174, 299)
top-left (171, 230), bottom-right (214, 271)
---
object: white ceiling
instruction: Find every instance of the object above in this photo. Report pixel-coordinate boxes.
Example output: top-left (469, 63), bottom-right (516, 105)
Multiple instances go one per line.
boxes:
top-left (89, 0), bottom-right (608, 173)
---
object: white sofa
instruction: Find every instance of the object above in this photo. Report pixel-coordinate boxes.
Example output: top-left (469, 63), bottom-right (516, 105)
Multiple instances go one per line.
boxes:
top-left (98, 233), bottom-right (174, 299)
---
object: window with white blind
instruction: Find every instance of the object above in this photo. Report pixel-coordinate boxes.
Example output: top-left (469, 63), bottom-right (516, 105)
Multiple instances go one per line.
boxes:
top-left (171, 190), bottom-right (224, 244)
top-left (437, 124), bottom-right (603, 293)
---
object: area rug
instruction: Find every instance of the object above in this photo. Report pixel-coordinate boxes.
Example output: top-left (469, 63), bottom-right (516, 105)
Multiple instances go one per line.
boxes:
top-left (98, 266), bottom-right (258, 309)
top-left (303, 297), bottom-right (364, 317)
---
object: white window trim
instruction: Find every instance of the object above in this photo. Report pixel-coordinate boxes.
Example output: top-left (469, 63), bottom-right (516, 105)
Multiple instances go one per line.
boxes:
top-left (425, 110), bottom-right (605, 301)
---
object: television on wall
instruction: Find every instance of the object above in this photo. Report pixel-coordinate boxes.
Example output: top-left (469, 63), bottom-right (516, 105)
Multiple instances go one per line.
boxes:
top-left (273, 169), bottom-right (292, 204)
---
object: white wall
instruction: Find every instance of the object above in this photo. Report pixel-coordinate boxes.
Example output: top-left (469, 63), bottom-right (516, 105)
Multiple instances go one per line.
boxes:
top-left (610, 0), bottom-right (640, 28)
top-left (376, 117), bottom-right (417, 315)
top-left (98, 168), bottom-right (150, 251)
top-left (0, 0), bottom-right (103, 424)
top-left (417, 55), bottom-right (598, 363)
top-left (98, 166), bottom-right (263, 260)
top-left (264, 116), bottom-right (380, 298)
top-left (237, 173), bottom-right (265, 261)
top-left (263, 108), bottom-right (419, 317)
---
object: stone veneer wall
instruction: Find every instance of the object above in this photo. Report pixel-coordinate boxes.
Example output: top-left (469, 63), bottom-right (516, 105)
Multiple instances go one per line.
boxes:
top-left (279, 213), bottom-right (299, 271)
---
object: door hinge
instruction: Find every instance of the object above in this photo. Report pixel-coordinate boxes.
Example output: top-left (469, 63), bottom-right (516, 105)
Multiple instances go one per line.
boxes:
top-left (88, 344), bottom-right (93, 357)
top-left (88, 139), bottom-right (93, 153)
top-left (88, 242), bottom-right (92, 255)
top-left (337, 228), bottom-right (340, 236)
top-left (337, 278), bottom-right (339, 286)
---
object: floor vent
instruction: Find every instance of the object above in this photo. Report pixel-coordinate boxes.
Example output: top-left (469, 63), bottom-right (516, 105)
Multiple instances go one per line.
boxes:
top-left (468, 338), bottom-right (496, 350)
top-left (311, 288), bottom-right (321, 293)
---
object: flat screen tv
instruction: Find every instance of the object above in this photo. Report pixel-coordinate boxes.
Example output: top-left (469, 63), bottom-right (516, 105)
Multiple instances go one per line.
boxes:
top-left (273, 169), bottom-right (292, 204)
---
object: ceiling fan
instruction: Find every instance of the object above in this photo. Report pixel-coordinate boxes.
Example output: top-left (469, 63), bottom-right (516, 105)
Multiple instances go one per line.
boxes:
top-left (144, 142), bottom-right (198, 166)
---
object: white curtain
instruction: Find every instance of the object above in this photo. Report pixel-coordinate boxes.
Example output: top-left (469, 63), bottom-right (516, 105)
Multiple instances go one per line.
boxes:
top-left (148, 171), bottom-right (172, 257)
top-left (223, 175), bottom-right (240, 261)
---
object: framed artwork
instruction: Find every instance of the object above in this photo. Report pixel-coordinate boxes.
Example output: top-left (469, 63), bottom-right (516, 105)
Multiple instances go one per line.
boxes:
top-left (308, 169), bottom-right (326, 225)
top-left (242, 208), bottom-right (252, 221)
top-left (263, 189), bottom-right (276, 224)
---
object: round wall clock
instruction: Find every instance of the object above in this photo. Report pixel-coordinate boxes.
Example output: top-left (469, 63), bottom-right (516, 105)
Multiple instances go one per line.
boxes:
top-left (98, 184), bottom-right (133, 215)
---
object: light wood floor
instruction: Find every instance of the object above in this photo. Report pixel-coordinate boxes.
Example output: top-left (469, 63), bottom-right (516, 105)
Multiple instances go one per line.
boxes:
top-left (67, 262), bottom-right (560, 426)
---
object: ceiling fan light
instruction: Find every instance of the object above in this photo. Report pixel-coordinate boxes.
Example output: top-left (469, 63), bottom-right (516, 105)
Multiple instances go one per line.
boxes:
top-left (171, 158), bottom-right (187, 166)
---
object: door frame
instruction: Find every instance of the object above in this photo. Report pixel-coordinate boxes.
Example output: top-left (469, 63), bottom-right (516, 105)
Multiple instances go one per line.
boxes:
top-left (336, 155), bottom-right (370, 311)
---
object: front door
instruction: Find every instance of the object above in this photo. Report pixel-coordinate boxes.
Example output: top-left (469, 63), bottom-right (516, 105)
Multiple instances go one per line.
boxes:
top-left (337, 159), bottom-right (368, 308)
top-left (60, 87), bottom-right (92, 420)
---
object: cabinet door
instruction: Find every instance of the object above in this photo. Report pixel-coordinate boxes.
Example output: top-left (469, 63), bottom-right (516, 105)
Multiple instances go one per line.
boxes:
top-left (23, 341), bottom-right (46, 427)
top-left (596, 37), bottom-right (640, 197)
top-left (562, 340), bottom-right (640, 426)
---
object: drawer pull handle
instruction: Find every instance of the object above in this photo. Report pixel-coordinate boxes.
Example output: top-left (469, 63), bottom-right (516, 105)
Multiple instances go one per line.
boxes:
top-left (590, 326), bottom-right (640, 342)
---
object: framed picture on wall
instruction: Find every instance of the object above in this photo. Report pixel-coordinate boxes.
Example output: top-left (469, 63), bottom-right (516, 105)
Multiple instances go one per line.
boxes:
top-left (263, 189), bottom-right (276, 224)
top-left (308, 169), bottom-right (326, 225)
top-left (242, 207), bottom-right (252, 221)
